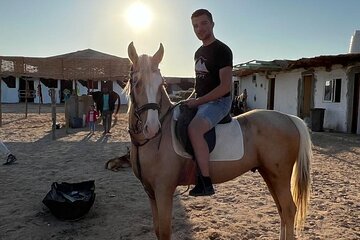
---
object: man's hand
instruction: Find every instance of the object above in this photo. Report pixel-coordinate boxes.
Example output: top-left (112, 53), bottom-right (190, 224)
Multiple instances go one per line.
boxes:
top-left (184, 98), bottom-right (201, 108)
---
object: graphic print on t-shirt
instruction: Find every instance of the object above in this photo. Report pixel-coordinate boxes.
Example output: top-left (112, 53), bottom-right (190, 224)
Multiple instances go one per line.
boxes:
top-left (195, 56), bottom-right (208, 79)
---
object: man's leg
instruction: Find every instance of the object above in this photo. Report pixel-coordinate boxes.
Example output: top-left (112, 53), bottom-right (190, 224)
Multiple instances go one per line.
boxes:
top-left (103, 115), bottom-right (108, 133)
top-left (107, 112), bottom-right (112, 133)
top-left (188, 117), bottom-right (214, 196)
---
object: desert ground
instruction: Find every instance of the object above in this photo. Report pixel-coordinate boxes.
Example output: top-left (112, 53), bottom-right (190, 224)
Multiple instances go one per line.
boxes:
top-left (0, 103), bottom-right (359, 240)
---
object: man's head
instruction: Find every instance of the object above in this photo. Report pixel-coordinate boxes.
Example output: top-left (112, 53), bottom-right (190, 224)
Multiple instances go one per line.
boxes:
top-left (102, 87), bottom-right (109, 93)
top-left (191, 9), bottom-right (215, 43)
top-left (191, 9), bottom-right (213, 23)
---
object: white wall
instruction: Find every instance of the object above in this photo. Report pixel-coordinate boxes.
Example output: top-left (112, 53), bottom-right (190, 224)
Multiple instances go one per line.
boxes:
top-left (236, 65), bottom-right (351, 132)
top-left (234, 74), bottom-right (269, 110)
top-left (113, 82), bottom-right (128, 104)
top-left (274, 71), bottom-right (301, 115)
top-left (1, 78), bottom-right (19, 103)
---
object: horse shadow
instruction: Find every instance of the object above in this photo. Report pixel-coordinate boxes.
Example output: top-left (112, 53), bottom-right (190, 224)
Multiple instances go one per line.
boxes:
top-left (311, 131), bottom-right (360, 167)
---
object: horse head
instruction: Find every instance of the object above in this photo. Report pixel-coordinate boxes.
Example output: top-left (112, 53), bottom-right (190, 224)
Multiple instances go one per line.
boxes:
top-left (126, 42), bottom-right (165, 139)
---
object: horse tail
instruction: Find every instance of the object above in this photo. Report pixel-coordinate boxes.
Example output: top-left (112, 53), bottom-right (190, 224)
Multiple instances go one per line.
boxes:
top-left (288, 115), bottom-right (312, 233)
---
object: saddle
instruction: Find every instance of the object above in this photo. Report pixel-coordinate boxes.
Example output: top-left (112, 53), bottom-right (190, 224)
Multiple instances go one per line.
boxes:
top-left (174, 104), bottom-right (232, 157)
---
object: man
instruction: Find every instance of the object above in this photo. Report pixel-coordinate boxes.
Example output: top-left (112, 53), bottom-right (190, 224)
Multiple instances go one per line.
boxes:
top-left (185, 9), bottom-right (233, 196)
top-left (98, 87), bottom-right (116, 134)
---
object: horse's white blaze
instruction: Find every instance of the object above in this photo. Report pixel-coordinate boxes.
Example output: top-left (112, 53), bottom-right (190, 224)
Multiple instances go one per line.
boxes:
top-left (143, 71), bottom-right (162, 138)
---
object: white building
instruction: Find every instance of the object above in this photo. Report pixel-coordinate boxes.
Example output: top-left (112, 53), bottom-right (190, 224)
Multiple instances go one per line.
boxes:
top-left (233, 54), bottom-right (360, 134)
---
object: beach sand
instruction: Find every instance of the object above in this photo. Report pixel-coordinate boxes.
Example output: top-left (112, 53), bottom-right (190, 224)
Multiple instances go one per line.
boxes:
top-left (0, 103), bottom-right (359, 240)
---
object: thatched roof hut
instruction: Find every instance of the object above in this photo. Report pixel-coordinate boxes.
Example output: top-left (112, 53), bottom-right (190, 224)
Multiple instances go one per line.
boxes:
top-left (0, 49), bottom-right (131, 81)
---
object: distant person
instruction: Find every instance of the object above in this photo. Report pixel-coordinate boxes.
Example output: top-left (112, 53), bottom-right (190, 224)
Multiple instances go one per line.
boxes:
top-left (231, 96), bottom-right (241, 116)
top-left (1, 141), bottom-right (17, 165)
top-left (238, 89), bottom-right (248, 113)
top-left (86, 105), bottom-right (99, 133)
top-left (98, 87), bottom-right (117, 134)
top-left (184, 9), bottom-right (233, 196)
top-left (63, 88), bottom-right (71, 102)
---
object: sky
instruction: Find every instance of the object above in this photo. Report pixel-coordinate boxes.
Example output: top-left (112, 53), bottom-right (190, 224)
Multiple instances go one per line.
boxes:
top-left (0, 0), bottom-right (359, 77)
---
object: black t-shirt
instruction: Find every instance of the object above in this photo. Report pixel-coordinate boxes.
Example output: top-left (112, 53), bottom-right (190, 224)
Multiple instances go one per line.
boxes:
top-left (194, 39), bottom-right (233, 97)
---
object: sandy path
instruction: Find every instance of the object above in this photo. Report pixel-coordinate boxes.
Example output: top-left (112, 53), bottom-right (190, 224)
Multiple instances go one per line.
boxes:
top-left (0, 103), bottom-right (359, 240)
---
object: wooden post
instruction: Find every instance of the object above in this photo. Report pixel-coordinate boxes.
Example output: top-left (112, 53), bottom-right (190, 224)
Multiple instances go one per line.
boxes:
top-left (38, 82), bottom-right (41, 114)
top-left (74, 80), bottom-right (79, 117)
top-left (65, 100), bottom-right (69, 134)
top-left (25, 78), bottom-right (29, 118)
top-left (49, 88), bottom-right (56, 140)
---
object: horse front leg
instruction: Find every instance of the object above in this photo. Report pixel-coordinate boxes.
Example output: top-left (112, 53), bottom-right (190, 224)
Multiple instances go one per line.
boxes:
top-left (149, 198), bottom-right (160, 238)
top-left (153, 187), bottom-right (175, 240)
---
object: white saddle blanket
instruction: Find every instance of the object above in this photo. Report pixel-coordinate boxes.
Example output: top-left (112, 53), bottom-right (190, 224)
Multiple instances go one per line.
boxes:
top-left (171, 106), bottom-right (244, 161)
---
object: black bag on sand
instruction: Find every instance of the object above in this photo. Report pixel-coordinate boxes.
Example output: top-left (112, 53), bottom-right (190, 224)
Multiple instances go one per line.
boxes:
top-left (42, 180), bottom-right (95, 221)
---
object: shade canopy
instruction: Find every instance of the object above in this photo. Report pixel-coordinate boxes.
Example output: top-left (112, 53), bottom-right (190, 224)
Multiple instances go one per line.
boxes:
top-left (0, 49), bottom-right (131, 81)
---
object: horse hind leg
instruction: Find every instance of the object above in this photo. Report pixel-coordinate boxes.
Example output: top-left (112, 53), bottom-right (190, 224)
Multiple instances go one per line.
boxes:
top-left (274, 181), bottom-right (296, 240)
top-left (259, 171), bottom-right (285, 239)
top-left (260, 171), bottom-right (296, 240)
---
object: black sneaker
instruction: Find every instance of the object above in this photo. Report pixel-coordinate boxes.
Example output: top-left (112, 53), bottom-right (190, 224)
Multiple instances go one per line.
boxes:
top-left (189, 184), bottom-right (214, 197)
top-left (189, 176), bottom-right (215, 197)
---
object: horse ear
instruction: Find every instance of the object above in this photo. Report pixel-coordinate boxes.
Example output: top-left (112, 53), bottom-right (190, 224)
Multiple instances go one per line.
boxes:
top-left (128, 42), bottom-right (138, 65)
top-left (152, 43), bottom-right (164, 67)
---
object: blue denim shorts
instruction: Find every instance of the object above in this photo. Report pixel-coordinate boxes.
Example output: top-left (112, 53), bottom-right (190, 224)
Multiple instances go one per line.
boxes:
top-left (196, 96), bottom-right (232, 128)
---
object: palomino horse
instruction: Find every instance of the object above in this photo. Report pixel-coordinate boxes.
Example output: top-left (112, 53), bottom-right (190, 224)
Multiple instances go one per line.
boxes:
top-left (125, 42), bottom-right (312, 240)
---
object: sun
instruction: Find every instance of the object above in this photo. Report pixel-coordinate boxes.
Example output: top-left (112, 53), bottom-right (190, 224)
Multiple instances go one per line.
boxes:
top-left (125, 2), bottom-right (153, 31)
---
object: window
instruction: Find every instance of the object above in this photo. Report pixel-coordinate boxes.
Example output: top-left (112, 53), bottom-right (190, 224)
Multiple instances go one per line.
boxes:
top-left (88, 80), bottom-right (99, 89)
top-left (324, 79), bottom-right (341, 102)
top-left (252, 74), bottom-right (256, 83)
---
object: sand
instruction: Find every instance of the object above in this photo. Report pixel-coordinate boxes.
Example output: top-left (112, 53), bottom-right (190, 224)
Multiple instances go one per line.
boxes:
top-left (0, 103), bottom-right (359, 240)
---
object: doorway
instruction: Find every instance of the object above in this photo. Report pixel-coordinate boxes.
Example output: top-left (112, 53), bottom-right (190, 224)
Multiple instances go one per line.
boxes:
top-left (300, 75), bottom-right (313, 119)
top-left (351, 73), bottom-right (360, 134)
top-left (60, 80), bottom-right (73, 103)
top-left (19, 77), bottom-right (35, 102)
top-left (268, 78), bottom-right (275, 110)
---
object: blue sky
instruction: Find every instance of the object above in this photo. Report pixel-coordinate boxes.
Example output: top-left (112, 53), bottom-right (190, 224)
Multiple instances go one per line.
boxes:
top-left (0, 0), bottom-right (359, 77)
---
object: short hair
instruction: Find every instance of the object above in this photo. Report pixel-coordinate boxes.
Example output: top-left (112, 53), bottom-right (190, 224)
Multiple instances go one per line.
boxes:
top-left (191, 9), bottom-right (213, 23)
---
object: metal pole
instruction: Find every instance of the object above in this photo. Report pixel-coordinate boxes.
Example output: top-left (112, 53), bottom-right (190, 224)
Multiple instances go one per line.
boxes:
top-left (49, 88), bottom-right (56, 140)
top-left (38, 82), bottom-right (41, 114)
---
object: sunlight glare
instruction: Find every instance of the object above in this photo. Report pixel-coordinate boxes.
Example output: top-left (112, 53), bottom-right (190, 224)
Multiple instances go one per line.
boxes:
top-left (126, 2), bottom-right (153, 31)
